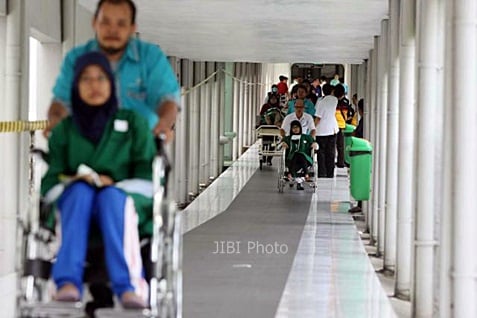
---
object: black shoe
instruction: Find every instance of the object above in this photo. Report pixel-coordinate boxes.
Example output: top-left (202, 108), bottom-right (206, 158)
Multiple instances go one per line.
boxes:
top-left (267, 161), bottom-right (272, 166)
top-left (296, 183), bottom-right (304, 190)
top-left (348, 206), bottom-right (362, 213)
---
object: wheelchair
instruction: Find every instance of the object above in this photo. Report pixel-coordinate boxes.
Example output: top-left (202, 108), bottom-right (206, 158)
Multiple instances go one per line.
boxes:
top-left (18, 137), bottom-right (182, 318)
top-left (277, 143), bottom-right (318, 193)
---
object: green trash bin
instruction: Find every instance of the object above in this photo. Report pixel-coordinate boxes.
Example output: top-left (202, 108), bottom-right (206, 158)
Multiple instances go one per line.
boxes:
top-left (349, 137), bottom-right (372, 200)
top-left (344, 124), bottom-right (356, 165)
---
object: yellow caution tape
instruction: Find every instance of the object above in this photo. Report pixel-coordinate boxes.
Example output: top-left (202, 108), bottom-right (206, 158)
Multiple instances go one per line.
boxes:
top-left (0, 120), bottom-right (49, 133)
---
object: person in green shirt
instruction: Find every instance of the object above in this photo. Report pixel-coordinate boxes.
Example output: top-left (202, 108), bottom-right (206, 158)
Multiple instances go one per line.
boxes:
top-left (282, 120), bottom-right (318, 190)
top-left (41, 51), bottom-right (156, 309)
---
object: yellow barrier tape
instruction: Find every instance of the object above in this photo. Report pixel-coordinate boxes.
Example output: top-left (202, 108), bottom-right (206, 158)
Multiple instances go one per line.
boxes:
top-left (0, 120), bottom-right (49, 133)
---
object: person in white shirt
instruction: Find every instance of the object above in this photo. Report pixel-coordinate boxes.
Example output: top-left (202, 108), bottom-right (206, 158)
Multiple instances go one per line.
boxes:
top-left (280, 98), bottom-right (316, 138)
top-left (314, 84), bottom-right (338, 178)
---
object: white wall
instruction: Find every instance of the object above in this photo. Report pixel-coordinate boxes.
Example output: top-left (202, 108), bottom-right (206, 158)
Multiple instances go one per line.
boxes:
top-left (0, 17), bottom-right (5, 114)
top-left (75, 4), bottom-right (95, 45)
top-left (62, 1), bottom-right (94, 52)
top-left (27, 0), bottom-right (61, 43)
top-left (260, 62), bottom-right (290, 100)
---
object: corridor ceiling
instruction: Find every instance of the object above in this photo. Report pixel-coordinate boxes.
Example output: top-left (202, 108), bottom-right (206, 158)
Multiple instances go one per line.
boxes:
top-left (79, 0), bottom-right (389, 64)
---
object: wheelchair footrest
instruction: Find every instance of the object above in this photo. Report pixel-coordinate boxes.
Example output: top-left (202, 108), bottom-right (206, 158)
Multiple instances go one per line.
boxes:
top-left (21, 301), bottom-right (84, 318)
top-left (95, 307), bottom-right (152, 317)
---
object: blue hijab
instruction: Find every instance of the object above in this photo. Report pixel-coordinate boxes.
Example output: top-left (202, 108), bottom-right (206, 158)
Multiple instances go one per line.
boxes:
top-left (71, 51), bottom-right (118, 144)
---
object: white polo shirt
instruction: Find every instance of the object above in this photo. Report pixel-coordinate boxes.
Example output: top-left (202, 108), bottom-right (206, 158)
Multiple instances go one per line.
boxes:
top-left (281, 112), bottom-right (316, 136)
top-left (315, 95), bottom-right (339, 136)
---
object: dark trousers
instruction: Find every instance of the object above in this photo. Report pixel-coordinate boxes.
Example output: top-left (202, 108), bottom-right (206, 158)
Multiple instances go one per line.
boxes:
top-left (287, 153), bottom-right (309, 178)
top-left (316, 134), bottom-right (337, 178)
top-left (336, 128), bottom-right (345, 167)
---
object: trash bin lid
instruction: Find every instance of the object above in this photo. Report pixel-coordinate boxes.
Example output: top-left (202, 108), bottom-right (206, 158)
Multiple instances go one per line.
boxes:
top-left (344, 124), bottom-right (356, 133)
top-left (349, 137), bottom-right (372, 156)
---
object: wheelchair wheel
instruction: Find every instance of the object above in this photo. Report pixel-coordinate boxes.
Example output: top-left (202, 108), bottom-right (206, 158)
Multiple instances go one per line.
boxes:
top-left (164, 202), bottom-right (183, 318)
top-left (277, 154), bottom-right (285, 193)
top-left (150, 200), bottom-right (182, 318)
top-left (313, 150), bottom-right (318, 192)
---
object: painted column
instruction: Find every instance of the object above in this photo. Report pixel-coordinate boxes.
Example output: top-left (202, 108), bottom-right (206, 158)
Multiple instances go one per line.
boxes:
top-left (357, 62), bottom-right (367, 103)
top-left (363, 57), bottom-right (372, 232)
top-left (437, 1), bottom-right (453, 316)
top-left (209, 63), bottom-right (220, 179)
top-left (216, 62), bottom-right (226, 173)
top-left (176, 68), bottom-right (188, 204)
top-left (377, 19), bottom-right (389, 257)
top-left (232, 63), bottom-right (239, 161)
top-left (197, 62), bottom-right (208, 188)
top-left (223, 62), bottom-right (234, 164)
top-left (167, 56), bottom-right (179, 201)
top-left (450, 0), bottom-right (477, 316)
top-left (241, 63), bottom-right (249, 150)
top-left (395, 0), bottom-right (416, 300)
top-left (2, 0), bottom-right (24, 315)
top-left (236, 63), bottom-right (244, 159)
top-left (188, 60), bottom-right (200, 198)
top-left (413, 0), bottom-right (443, 316)
top-left (384, 0), bottom-right (400, 274)
top-left (370, 39), bottom-right (379, 246)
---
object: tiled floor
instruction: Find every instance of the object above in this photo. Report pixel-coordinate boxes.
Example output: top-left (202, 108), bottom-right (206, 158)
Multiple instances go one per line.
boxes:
top-left (275, 179), bottom-right (397, 318)
top-left (182, 144), bottom-right (398, 317)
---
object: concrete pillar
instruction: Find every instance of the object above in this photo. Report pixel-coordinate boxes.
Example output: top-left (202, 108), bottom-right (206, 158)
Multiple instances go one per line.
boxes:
top-left (413, 0), bottom-right (444, 316)
top-left (384, 0), bottom-right (400, 274)
top-left (370, 38), bottom-right (379, 246)
top-left (0, 1), bottom-right (24, 315)
top-left (377, 19), bottom-right (389, 257)
top-left (395, 0), bottom-right (416, 301)
top-left (449, 0), bottom-right (477, 316)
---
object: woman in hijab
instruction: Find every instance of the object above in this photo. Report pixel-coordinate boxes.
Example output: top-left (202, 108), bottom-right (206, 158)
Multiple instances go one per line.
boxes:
top-left (282, 120), bottom-right (317, 190)
top-left (41, 51), bottom-right (156, 308)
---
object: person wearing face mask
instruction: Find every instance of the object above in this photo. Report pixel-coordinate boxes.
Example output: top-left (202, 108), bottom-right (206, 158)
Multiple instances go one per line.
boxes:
top-left (41, 51), bottom-right (156, 309)
top-left (263, 84), bottom-right (280, 104)
top-left (281, 120), bottom-right (318, 190)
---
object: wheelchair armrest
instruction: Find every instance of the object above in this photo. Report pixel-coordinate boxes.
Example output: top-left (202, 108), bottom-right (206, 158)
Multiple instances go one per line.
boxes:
top-left (154, 136), bottom-right (172, 197)
top-left (32, 148), bottom-right (49, 164)
top-left (39, 199), bottom-right (56, 235)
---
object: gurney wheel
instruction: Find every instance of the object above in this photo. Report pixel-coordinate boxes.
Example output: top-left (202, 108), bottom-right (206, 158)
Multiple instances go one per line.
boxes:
top-left (278, 177), bottom-right (284, 193)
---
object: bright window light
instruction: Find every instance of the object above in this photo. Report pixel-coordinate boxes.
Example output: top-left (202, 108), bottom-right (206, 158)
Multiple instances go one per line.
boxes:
top-left (28, 36), bottom-right (40, 120)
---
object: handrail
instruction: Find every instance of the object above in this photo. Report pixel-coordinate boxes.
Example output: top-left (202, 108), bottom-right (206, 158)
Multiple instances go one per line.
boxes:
top-left (0, 68), bottom-right (270, 134)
